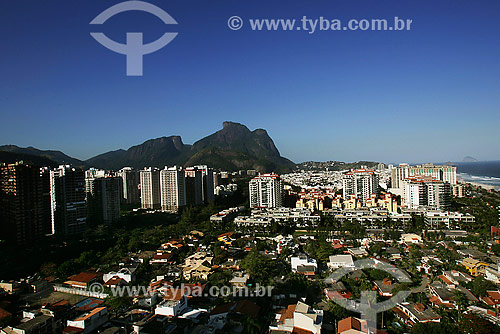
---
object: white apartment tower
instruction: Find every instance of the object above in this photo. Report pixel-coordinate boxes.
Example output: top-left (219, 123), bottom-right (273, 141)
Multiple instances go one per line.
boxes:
top-left (342, 169), bottom-right (379, 204)
top-left (249, 173), bottom-right (283, 208)
top-left (392, 163), bottom-right (457, 188)
top-left (402, 175), bottom-right (451, 209)
top-left (160, 166), bottom-right (186, 212)
top-left (140, 167), bottom-right (160, 209)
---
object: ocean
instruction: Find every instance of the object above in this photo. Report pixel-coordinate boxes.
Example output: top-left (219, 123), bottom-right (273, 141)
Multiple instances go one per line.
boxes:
top-left (454, 161), bottom-right (500, 189)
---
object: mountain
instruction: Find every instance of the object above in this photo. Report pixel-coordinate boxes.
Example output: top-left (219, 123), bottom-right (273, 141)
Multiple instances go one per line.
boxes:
top-left (0, 122), bottom-right (294, 172)
top-left (185, 122), bottom-right (295, 172)
top-left (0, 145), bottom-right (83, 166)
top-left (86, 136), bottom-right (190, 170)
top-left (0, 151), bottom-right (58, 167)
top-left (462, 156), bottom-right (478, 162)
top-left (86, 122), bottom-right (294, 172)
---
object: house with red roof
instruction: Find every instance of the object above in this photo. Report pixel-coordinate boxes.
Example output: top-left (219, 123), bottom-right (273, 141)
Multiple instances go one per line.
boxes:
top-left (64, 272), bottom-right (98, 289)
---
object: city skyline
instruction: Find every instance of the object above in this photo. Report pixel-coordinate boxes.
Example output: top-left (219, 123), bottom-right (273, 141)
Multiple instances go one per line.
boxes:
top-left (1, 0), bottom-right (500, 163)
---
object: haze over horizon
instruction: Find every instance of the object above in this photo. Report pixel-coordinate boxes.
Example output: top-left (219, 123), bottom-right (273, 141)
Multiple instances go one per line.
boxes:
top-left (1, 0), bottom-right (499, 163)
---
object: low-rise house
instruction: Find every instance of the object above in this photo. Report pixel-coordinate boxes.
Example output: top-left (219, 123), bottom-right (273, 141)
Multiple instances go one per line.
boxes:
top-left (65, 307), bottom-right (108, 333)
top-left (337, 316), bottom-right (368, 334)
top-left (2, 314), bottom-right (54, 334)
top-left (103, 266), bottom-right (137, 284)
top-left (229, 272), bottom-right (249, 288)
top-left (103, 276), bottom-right (128, 288)
top-left (183, 263), bottom-right (212, 281)
top-left (400, 234), bottom-right (422, 244)
top-left (348, 247), bottom-right (369, 258)
top-left (461, 258), bottom-right (488, 276)
top-left (217, 232), bottom-right (235, 246)
top-left (324, 281), bottom-right (352, 300)
top-left (429, 282), bottom-right (477, 308)
top-left (64, 272), bottom-right (98, 289)
top-left (439, 270), bottom-right (473, 287)
top-left (151, 252), bottom-right (174, 264)
top-left (328, 255), bottom-right (355, 270)
top-left (184, 252), bottom-right (213, 267)
top-left (269, 301), bottom-right (323, 334)
top-left (291, 255), bottom-right (318, 274)
top-left (457, 248), bottom-right (487, 260)
top-left (416, 256), bottom-right (443, 275)
top-left (481, 290), bottom-right (500, 307)
top-left (374, 278), bottom-right (398, 297)
top-left (0, 281), bottom-right (20, 294)
top-left (485, 264), bottom-right (500, 284)
top-left (386, 247), bottom-right (402, 261)
top-left (393, 302), bottom-right (441, 327)
top-left (155, 291), bottom-right (188, 317)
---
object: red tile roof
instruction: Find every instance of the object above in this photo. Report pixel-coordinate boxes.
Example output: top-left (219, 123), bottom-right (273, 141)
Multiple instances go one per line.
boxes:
top-left (67, 272), bottom-right (98, 283)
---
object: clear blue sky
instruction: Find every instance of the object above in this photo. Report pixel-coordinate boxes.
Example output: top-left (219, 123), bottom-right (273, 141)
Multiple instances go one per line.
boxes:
top-left (1, 0), bottom-right (499, 164)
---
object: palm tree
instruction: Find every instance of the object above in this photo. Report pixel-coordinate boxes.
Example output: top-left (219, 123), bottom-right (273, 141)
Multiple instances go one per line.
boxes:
top-left (453, 290), bottom-right (468, 322)
top-left (243, 315), bottom-right (263, 334)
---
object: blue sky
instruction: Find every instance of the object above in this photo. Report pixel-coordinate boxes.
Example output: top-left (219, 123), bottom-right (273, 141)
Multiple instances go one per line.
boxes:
top-left (1, 0), bottom-right (499, 164)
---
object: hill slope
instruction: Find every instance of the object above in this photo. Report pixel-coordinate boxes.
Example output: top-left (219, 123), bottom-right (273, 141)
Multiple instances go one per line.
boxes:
top-left (1, 122), bottom-right (296, 173)
top-left (0, 145), bottom-right (83, 166)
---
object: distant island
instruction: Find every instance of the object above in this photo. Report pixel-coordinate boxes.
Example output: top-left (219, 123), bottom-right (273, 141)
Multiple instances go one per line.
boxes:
top-left (462, 156), bottom-right (478, 162)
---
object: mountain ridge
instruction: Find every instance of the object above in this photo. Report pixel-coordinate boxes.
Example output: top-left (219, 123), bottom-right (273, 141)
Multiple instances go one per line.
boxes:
top-left (0, 122), bottom-right (295, 173)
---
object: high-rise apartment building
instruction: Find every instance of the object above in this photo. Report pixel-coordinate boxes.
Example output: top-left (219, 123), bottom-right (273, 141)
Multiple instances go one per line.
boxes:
top-left (160, 166), bottom-right (186, 212)
top-left (140, 167), bottom-right (160, 209)
top-left (117, 167), bottom-right (140, 204)
top-left (195, 165), bottom-right (215, 204)
top-left (392, 163), bottom-right (457, 188)
top-left (85, 171), bottom-right (121, 225)
top-left (185, 167), bottom-right (203, 206)
top-left (50, 165), bottom-right (87, 236)
top-left (342, 169), bottom-right (379, 205)
top-left (0, 162), bottom-right (50, 245)
top-left (249, 173), bottom-right (283, 208)
top-left (402, 175), bottom-right (451, 209)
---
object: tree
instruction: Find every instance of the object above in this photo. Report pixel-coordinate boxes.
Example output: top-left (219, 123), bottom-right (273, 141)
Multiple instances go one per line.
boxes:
top-left (453, 290), bottom-right (468, 321)
top-left (242, 315), bottom-right (263, 334)
top-left (240, 249), bottom-right (274, 285)
top-left (470, 276), bottom-right (497, 297)
top-left (458, 313), bottom-right (500, 334)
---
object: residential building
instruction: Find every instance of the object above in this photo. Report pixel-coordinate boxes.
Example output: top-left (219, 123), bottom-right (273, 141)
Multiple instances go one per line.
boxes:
top-left (391, 163), bottom-right (457, 188)
top-left (50, 165), bottom-right (87, 236)
top-left (461, 258), bottom-right (488, 276)
top-left (328, 255), bottom-right (355, 270)
top-left (337, 317), bottom-right (368, 334)
top-left (65, 307), bottom-right (108, 333)
top-left (249, 173), bottom-right (283, 208)
top-left (342, 169), bottom-right (378, 205)
top-left (0, 162), bottom-right (51, 245)
top-left (160, 166), bottom-right (186, 212)
top-left (195, 165), bottom-right (215, 203)
top-left (85, 173), bottom-right (121, 225)
top-left (155, 291), bottom-right (188, 317)
top-left (185, 167), bottom-right (203, 205)
top-left (117, 167), bottom-right (140, 204)
top-left (394, 302), bottom-right (441, 328)
top-left (140, 167), bottom-right (160, 209)
top-left (269, 301), bottom-right (323, 334)
top-left (291, 255), bottom-right (318, 275)
top-left (402, 175), bottom-right (451, 209)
